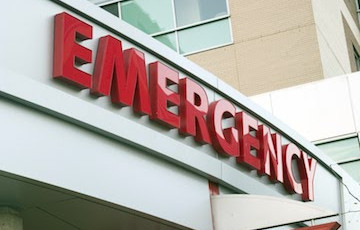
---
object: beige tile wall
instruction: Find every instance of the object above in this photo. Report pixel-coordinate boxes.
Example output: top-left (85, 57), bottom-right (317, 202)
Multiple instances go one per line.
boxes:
top-left (229, 0), bottom-right (315, 43)
top-left (187, 0), bottom-right (324, 96)
top-left (234, 24), bottom-right (323, 95)
top-left (186, 45), bottom-right (240, 91)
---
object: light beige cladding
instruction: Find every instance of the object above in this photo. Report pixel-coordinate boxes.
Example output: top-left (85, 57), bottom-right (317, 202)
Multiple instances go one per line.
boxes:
top-left (187, 0), bottom-right (323, 96)
top-left (343, 15), bottom-right (360, 73)
top-left (311, 0), bottom-right (353, 77)
top-left (343, 0), bottom-right (360, 29)
top-left (228, 0), bottom-right (315, 43)
top-left (187, 45), bottom-right (240, 91)
top-left (311, 0), bottom-right (360, 79)
top-left (235, 24), bottom-right (323, 96)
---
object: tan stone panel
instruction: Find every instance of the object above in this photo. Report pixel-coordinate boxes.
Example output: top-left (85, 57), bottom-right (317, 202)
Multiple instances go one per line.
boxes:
top-left (228, 0), bottom-right (315, 43)
top-left (343, 0), bottom-right (360, 29)
top-left (235, 24), bottom-right (323, 96)
top-left (343, 15), bottom-right (360, 72)
top-left (186, 45), bottom-right (240, 90)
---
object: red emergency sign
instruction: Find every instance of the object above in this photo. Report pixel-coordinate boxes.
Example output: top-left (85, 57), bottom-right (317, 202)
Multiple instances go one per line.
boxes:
top-left (53, 12), bottom-right (317, 201)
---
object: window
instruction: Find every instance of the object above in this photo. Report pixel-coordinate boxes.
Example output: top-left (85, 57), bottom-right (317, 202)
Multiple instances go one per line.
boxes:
top-left (317, 136), bottom-right (360, 183)
top-left (102, 3), bottom-right (119, 17)
top-left (174, 0), bottom-right (228, 27)
top-left (340, 161), bottom-right (360, 182)
top-left (121, 0), bottom-right (175, 34)
top-left (98, 0), bottom-right (232, 55)
top-left (354, 46), bottom-right (360, 71)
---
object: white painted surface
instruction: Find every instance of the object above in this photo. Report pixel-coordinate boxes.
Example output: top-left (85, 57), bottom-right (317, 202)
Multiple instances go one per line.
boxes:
top-left (211, 195), bottom-right (336, 230)
top-left (347, 73), bottom-right (360, 132)
top-left (271, 76), bottom-right (356, 142)
top-left (247, 93), bottom-right (273, 114)
top-left (250, 73), bottom-right (360, 142)
top-left (0, 95), bottom-right (213, 230)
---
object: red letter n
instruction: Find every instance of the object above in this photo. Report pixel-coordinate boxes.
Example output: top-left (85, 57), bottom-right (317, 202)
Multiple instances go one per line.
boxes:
top-left (258, 125), bottom-right (283, 183)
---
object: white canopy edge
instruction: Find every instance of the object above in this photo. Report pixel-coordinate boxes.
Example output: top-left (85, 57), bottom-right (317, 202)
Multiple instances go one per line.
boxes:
top-left (211, 194), bottom-right (336, 230)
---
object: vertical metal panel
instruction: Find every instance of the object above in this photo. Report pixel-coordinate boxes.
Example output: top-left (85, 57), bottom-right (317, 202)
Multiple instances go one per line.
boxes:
top-left (271, 77), bottom-right (356, 142)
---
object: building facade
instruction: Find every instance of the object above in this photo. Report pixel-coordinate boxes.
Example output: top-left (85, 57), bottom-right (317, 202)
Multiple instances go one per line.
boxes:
top-left (91, 0), bottom-right (360, 228)
top-left (95, 0), bottom-right (360, 95)
top-left (0, 0), bottom-right (360, 230)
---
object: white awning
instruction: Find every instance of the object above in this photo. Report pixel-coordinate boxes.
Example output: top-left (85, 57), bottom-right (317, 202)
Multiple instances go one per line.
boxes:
top-left (211, 195), bottom-right (337, 230)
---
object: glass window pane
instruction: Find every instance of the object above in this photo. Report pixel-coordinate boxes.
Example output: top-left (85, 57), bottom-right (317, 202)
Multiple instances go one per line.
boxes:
top-left (174, 0), bottom-right (228, 27)
top-left (90, 0), bottom-right (110, 4)
top-left (340, 160), bottom-right (360, 182)
top-left (178, 19), bottom-right (232, 54)
top-left (317, 137), bottom-right (360, 162)
top-left (154, 32), bottom-right (177, 51)
top-left (102, 3), bottom-right (119, 17)
top-left (121, 0), bottom-right (175, 34)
